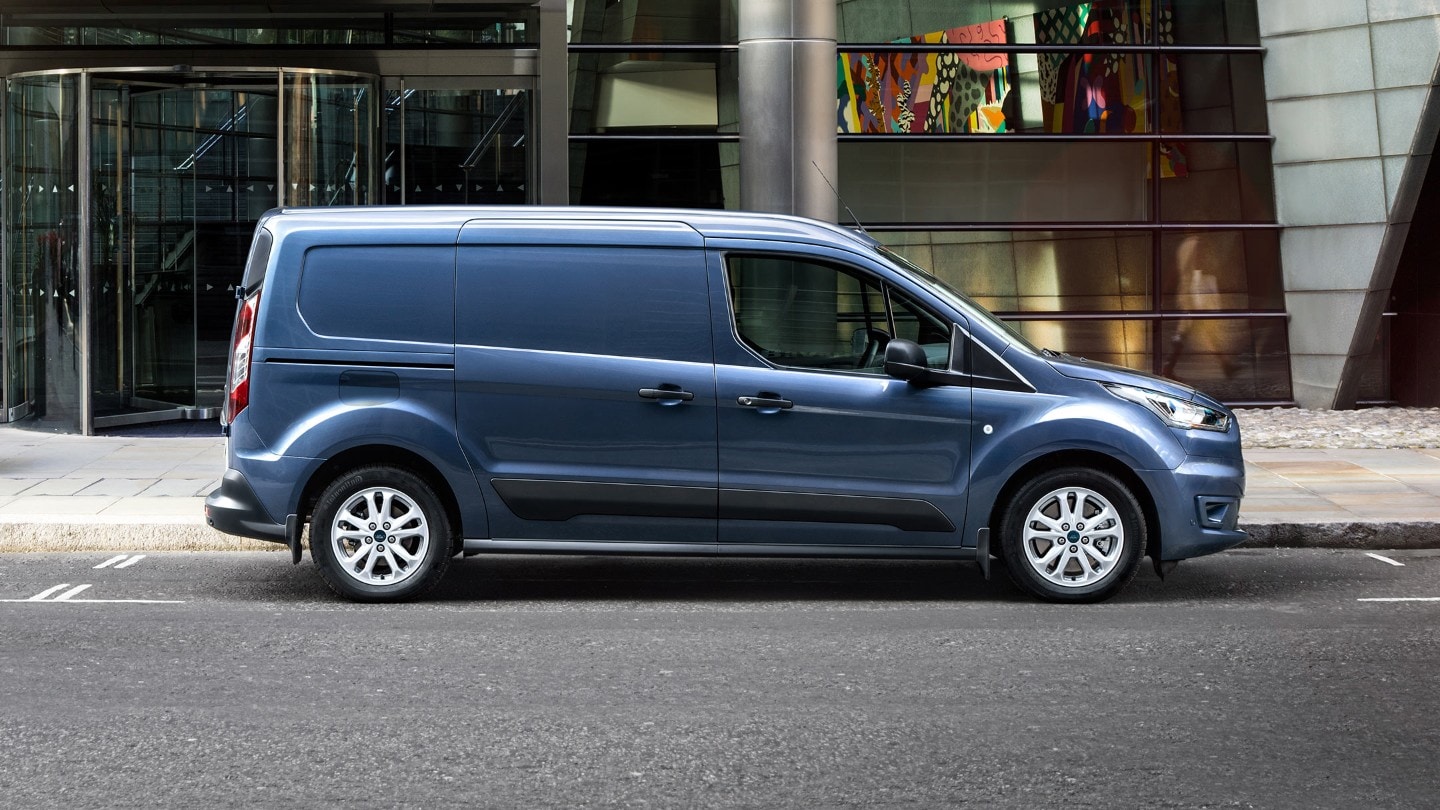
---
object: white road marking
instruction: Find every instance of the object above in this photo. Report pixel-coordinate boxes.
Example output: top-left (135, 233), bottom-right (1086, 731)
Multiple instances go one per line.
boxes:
top-left (94, 555), bottom-right (129, 569)
top-left (1357, 597), bottom-right (1440, 602)
top-left (27, 584), bottom-right (71, 601)
top-left (6, 582), bottom-right (183, 605)
top-left (1364, 553), bottom-right (1405, 567)
top-left (0, 598), bottom-right (185, 604)
top-left (113, 555), bottom-right (146, 569)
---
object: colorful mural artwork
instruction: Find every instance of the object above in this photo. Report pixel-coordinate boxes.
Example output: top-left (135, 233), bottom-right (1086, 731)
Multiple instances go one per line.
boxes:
top-left (837, 19), bottom-right (1011, 134)
top-left (836, 3), bottom-right (1185, 176)
top-left (1035, 0), bottom-right (1187, 177)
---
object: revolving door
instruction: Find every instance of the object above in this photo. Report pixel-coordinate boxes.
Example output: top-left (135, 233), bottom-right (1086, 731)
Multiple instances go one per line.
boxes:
top-left (3, 67), bottom-right (378, 432)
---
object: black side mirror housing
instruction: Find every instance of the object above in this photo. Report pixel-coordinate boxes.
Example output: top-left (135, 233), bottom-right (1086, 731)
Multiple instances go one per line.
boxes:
top-left (883, 339), bottom-right (930, 383)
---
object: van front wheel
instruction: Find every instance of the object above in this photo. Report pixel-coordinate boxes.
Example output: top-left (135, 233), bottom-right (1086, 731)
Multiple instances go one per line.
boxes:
top-left (311, 466), bottom-right (451, 602)
top-left (998, 467), bottom-right (1145, 603)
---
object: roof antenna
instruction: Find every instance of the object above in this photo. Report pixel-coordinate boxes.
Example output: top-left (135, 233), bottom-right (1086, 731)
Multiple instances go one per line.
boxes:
top-left (812, 160), bottom-right (867, 236)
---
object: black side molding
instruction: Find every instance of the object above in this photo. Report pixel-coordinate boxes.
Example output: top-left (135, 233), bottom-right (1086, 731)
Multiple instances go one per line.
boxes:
top-left (491, 479), bottom-right (954, 533)
top-left (719, 489), bottom-right (954, 533)
top-left (492, 479), bottom-right (716, 521)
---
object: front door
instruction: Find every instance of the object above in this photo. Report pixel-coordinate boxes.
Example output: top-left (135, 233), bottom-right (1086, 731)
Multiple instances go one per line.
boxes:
top-left (454, 222), bottom-right (717, 546)
top-left (713, 251), bottom-right (972, 548)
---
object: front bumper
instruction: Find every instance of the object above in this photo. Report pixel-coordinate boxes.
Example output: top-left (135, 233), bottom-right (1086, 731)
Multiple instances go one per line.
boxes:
top-left (204, 470), bottom-right (287, 544)
top-left (1137, 454), bottom-right (1248, 561)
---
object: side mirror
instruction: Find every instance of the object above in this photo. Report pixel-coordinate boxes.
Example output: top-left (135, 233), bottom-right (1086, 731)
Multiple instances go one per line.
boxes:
top-left (883, 339), bottom-right (930, 383)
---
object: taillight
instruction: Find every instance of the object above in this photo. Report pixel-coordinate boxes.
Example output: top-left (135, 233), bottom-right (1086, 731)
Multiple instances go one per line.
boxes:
top-left (223, 290), bottom-right (260, 424)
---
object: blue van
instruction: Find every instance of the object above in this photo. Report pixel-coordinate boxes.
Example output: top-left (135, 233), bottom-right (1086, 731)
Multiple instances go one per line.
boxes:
top-left (205, 207), bottom-right (1246, 603)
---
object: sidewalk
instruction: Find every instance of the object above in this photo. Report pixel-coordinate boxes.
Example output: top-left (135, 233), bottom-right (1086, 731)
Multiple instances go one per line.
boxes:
top-left (1, 425), bottom-right (1439, 552)
top-left (0, 426), bottom-right (269, 552)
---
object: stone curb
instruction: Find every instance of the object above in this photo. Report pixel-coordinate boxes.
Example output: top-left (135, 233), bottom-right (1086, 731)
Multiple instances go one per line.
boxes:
top-left (1241, 522), bottom-right (1440, 550)
top-left (0, 523), bottom-right (279, 553)
top-left (2, 521), bottom-right (1440, 554)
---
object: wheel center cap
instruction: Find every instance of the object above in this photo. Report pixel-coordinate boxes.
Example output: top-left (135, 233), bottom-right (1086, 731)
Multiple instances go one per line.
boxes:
top-left (374, 530), bottom-right (387, 541)
top-left (1067, 530), bottom-right (1080, 542)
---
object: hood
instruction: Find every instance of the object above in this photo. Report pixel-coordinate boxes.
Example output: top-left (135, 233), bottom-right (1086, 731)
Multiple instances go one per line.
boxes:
top-left (1045, 353), bottom-right (1200, 401)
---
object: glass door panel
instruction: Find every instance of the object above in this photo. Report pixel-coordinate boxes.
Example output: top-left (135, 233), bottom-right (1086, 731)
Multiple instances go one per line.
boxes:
top-left (5, 73), bottom-right (83, 431)
top-left (187, 88), bottom-right (278, 410)
top-left (89, 82), bottom-right (128, 420)
top-left (90, 74), bottom-right (288, 428)
top-left (383, 86), bottom-right (531, 205)
top-left (282, 70), bottom-right (375, 207)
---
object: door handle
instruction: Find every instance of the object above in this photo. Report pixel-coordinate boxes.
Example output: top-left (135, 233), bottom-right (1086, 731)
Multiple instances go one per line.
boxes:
top-left (639, 387), bottom-right (695, 402)
top-left (737, 395), bottom-right (793, 410)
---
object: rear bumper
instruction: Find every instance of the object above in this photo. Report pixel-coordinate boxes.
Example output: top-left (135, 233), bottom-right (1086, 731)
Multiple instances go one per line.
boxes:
top-left (204, 470), bottom-right (287, 544)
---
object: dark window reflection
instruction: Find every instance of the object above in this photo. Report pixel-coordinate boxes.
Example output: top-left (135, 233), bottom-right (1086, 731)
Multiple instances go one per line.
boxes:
top-left (877, 231), bottom-right (1153, 314)
top-left (568, 0), bottom-right (737, 44)
top-left (840, 141), bottom-right (1151, 224)
top-left (1157, 316), bottom-right (1291, 400)
top-left (1169, 0), bottom-right (1261, 45)
top-left (570, 53), bottom-right (738, 135)
top-left (1013, 318), bottom-right (1154, 372)
top-left (2, 16), bottom-right (528, 46)
top-left (1160, 140), bottom-right (1275, 222)
top-left (1169, 54), bottom-right (1268, 133)
top-left (1160, 230), bottom-right (1282, 311)
top-left (571, 141), bottom-right (733, 208)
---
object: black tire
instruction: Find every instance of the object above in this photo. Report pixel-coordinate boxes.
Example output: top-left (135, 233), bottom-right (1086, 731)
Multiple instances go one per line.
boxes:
top-left (310, 465), bottom-right (452, 602)
top-left (997, 467), bottom-right (1145, 603)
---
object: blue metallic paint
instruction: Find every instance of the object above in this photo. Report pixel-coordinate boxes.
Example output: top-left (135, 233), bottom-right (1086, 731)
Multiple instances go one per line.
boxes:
top-left (208, 206), bottom-right (1248, 586)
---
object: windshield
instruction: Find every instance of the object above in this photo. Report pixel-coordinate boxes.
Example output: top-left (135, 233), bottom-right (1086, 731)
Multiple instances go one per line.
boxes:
top-left (876, 245), bottom-right (1041, 356)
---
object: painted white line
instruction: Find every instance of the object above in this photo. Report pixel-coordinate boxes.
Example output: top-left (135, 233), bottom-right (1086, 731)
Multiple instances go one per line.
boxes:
top-left (113, 554), bottom-right (146, 569)
top-left (53, 585), bottom-right (93, 601)
top-left (27, 584), bottom-right (71, 601)
top-left (94, 555), bottom-right (129, 569)
top-left (1357, 597), bottom-right (1440, 602)
top-left (1364, 553), bottom-right (1405, 567)
top-left (0, 593), bottom-right (185, 599)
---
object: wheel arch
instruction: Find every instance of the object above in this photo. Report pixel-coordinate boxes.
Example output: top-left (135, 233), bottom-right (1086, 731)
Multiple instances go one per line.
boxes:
top-left (987, 449), bottom-right (1161, 561)
top-left (300, 445), bottom-right (465, 554)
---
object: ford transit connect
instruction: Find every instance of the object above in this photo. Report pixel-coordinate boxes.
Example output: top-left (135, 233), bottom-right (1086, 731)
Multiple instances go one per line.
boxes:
top-left (205, 207), bottom-right (1246, 603)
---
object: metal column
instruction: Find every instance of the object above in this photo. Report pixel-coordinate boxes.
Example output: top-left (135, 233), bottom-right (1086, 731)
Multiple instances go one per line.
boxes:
top-left (738, 0), bottom-right (837, 222)
top-left (536, 0), bottom-right (569, 204)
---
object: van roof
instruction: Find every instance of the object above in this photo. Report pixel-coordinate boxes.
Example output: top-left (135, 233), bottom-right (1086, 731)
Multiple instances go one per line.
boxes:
top-left (264, 206), bottom-right (881, 251)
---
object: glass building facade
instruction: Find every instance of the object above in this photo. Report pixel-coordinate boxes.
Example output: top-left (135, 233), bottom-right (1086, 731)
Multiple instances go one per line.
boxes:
top-left (1, 7), bottom-right (541, 432)
top-left (0, 0), bottom-right (1317, 432)
top-left (567, 0), bottom-right (1288, 404)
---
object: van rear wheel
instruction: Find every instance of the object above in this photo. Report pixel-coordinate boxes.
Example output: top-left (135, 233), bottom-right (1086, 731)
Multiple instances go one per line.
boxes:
top-left (311, 466), bottom-right (451, 602)
top-left (998, 467), bottom-right (1145, 603)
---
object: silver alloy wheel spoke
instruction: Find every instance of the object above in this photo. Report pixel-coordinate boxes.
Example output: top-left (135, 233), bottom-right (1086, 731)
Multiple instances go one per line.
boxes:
top-left (1081, 541), bottom-right (1118, 565)
top-left (1037, 542), bottom-right (1064, 567)
top-left (330, 485), bottom-right (430, 586)
top-left (343, 543), bottom-right (372, 568)
top-left (1022, 485), bottom-right (1125, 588)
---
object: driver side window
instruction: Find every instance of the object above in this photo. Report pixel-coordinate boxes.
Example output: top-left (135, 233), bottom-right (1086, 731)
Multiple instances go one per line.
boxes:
top-left (725, 254), bottom-right (951, 372)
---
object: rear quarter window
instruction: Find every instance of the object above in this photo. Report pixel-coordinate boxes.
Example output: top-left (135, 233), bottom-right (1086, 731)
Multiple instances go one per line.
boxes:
top-left (297, 245), bottom-right (454, 345)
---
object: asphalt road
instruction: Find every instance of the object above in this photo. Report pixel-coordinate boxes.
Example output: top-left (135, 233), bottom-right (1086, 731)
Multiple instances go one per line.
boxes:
top-left (1, 548), bottom-right (1437, 809)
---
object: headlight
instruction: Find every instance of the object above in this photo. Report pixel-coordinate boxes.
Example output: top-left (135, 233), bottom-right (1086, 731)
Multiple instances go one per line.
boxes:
top-left (1105, 384), bottom-right (1231, 432)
